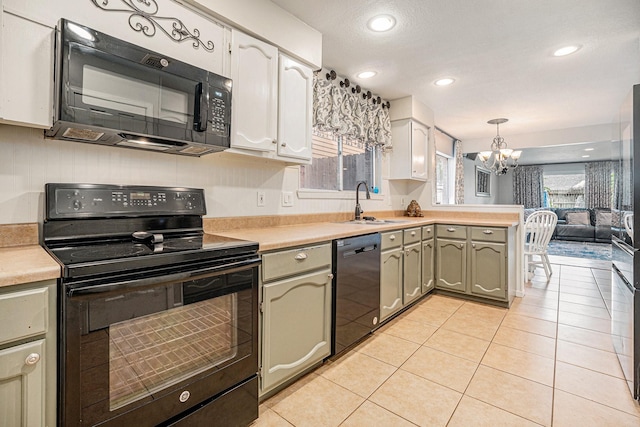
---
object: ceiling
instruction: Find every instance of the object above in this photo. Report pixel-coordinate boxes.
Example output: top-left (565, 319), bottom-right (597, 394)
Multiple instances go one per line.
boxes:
top-left (270, 0), bottom-right (640, 146)
top-left (511, 141), bottom-right (615, 165)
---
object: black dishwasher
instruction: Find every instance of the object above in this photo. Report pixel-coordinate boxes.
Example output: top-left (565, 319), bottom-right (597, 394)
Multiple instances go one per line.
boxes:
top-left (332, 233), bottom-right (381, 357)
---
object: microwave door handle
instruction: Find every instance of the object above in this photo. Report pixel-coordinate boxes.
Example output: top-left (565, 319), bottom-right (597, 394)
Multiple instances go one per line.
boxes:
top-left (193, 82), bottom-right (207, 132)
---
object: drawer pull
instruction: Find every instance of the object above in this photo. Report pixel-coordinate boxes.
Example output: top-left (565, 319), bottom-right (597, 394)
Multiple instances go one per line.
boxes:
top-left (294, 253), bottom-right (307, 261)
top-left (389, 235), bottom-right (396, 241)
top-left (447, 227), bottom-right (456, 232)
top-left (411, 231), bottom-right (416, 236)
top-left (426, 228), bottom-right (432, 233)
top-left (483, 229), bottom-right (494, 235)
top-left (25, 353), bottom-right (40, 366)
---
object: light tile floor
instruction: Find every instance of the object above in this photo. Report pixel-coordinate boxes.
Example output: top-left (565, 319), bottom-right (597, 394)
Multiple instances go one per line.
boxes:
top-left (253, 254), bottom-right (640, 426)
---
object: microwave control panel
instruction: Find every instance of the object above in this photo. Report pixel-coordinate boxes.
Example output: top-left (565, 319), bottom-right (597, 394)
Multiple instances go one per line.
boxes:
top-left (210, 88), bottom-right (229, 136)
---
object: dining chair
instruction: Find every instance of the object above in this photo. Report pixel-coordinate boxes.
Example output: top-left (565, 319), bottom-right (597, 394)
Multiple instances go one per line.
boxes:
top-left (524, 210), bottom-right (558, 281)
top-left (624, 212), bottom-right (634, 244)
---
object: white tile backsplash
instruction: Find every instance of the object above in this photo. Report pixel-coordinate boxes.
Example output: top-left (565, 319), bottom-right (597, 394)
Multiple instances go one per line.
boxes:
top-left (0, 124), bottom-right (394, 224)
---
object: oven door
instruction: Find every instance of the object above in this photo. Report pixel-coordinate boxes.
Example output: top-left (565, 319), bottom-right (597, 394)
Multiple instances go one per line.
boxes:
top-left (60, 260), bottom-right (259, 426)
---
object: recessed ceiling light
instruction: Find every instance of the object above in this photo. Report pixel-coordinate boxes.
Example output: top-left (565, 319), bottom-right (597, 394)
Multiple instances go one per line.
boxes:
top-left (434, 78), bottom-right (455, 86)
top-left (584, 148), bottom-right (594, 151)
top-left (367, 15), bottom-right (396, 32)
top-left (357, 71), bottom-right (377, 79)
top-left (553, 45), bottom-right (581, 57)
top-left (582, 155), bottom-right (590, 158)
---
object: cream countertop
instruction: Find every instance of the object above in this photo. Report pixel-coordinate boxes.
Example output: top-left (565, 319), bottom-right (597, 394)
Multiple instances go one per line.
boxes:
top-left (0, 213), bottom-right (519, 287)
top-left (0, 245), bottom-right (61, 288)
top-left (213, 216), bottom-right (519, 252)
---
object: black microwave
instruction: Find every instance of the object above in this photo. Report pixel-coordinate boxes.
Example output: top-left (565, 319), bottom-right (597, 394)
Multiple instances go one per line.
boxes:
top-left (46, 19), bottom-right (231, 157)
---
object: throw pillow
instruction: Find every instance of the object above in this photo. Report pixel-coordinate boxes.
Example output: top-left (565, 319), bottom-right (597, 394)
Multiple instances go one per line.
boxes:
top-left (596, 211), bottom-right (612, 227)
top-left (566, 211), bottom-right (590, 225)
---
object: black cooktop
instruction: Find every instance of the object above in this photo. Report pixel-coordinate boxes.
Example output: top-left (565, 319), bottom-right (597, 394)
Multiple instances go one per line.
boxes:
top-left (42, 184), bottom-right (260, 280)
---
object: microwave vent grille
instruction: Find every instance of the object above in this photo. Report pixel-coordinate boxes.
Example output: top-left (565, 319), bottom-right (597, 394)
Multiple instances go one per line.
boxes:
top-left (141, 54), bottom-right (169, 69)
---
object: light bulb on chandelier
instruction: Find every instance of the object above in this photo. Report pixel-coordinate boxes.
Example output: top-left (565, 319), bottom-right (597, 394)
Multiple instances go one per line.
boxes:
top-left (477, 118), bottom-right (522, 175)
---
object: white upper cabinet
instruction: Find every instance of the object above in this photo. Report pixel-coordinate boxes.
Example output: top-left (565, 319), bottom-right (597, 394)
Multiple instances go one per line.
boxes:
top-left (0, 9), bottom-right (54, 128)
top-left (277, 54), bottom-right (312, 161)
top-left (389, 119), bottom-right (430, 181)
top-left (230, 30), bottom-right (278, 152)
top-left (229, 30), bottom-right (312, 163)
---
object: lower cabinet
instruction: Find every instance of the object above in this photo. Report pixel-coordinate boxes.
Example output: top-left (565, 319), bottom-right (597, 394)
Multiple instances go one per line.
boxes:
top-left (380, 242), bottom-right (403, 321)
top-left (435, 225), bottom-right (514, 305)
top-left (380, 227), bottom-right (423, 322)
top-left (436, 236), bottom-right (467, 293)
top-left (402, 228), bottom-right (422, 305)
top-left (0, 280), bottom-right (56, 427)
top-left (260, 243), bottom-right (332, 396)
top-left (422, 225), bottom-right (435, 293)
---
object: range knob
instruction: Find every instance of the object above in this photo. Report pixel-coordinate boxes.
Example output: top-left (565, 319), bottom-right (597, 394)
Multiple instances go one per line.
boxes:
top-left (72, 200), bottom-right (82, 210)
top-left (185, 201), bottom-right (193, 209)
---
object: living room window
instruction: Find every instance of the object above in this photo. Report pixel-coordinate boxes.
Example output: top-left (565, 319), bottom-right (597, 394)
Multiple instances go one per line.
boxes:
top-left (542, 169), bottom-right (586, 208)
top-left (299, 128), bottom-right (382, 194)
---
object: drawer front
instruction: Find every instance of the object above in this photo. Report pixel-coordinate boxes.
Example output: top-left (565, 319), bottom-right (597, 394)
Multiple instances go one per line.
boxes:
top-left (262, 243), bottom-right (331, 282)
top-left (381, 231), bottom-right (402, 250)
top-left (436, 224), bottom-right (467, 240)
top-left (422, 225), bottom-right (434, 240)
top-left (403, 227), bottom-right (421, 245)
top-left (470, 226), bottom-right (506, 243)
top-left (0, 287), bottom-right (48, 346)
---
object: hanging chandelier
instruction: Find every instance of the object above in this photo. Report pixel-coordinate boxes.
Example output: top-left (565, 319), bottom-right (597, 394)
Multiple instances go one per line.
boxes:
top-left (478, 118), bottom-right (522, 175)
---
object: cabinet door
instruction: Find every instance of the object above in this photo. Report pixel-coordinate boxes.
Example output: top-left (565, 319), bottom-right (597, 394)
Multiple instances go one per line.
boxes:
top-left (230, 30), bottom-right (278, 152)
top-left (380, 248), bottom-right (403, 321)
top-left (0, 10), bottom-right (54, 128)
top-left (436, 238), bottom-right (466, 292)
top-left (0, 340), bottom-right (45, 427)
top-left (277, 54), bottom-right (312, 161)
top-left (261, 269), bottom-right (332, 394)
top-left (411, 121), bottom-right (429, 180)
top-left (403, 242), bottom-right (422, 304)
top-left (470, 241), bottom-right (507, 300)
top-left (422, 238), bottom-right (435, 293)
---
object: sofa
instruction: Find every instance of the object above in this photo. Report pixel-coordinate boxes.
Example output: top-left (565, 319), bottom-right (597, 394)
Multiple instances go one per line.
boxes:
top-left (524, 207), bottom-right (629, 243)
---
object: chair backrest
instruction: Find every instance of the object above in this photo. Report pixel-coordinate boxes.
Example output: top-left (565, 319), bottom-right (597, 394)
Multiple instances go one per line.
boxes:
top-left (624, 212), bottom-right (634, 243)
top-left (524, 210), bottom-right (558, 253)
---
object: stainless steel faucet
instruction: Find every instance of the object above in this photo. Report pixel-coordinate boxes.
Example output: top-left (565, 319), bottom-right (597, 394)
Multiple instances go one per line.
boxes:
top-left (354, 181), bottom-right (371, 220)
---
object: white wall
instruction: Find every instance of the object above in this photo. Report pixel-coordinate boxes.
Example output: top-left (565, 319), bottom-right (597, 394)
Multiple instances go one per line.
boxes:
top-left (0, 125), bottom-right (402, 224)
top-left (462, 157), bottom-right (499, 204)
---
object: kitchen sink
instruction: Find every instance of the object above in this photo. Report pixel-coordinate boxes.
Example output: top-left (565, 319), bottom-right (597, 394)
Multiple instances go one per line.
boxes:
top-left (340, 219), bottom-right (410, 225)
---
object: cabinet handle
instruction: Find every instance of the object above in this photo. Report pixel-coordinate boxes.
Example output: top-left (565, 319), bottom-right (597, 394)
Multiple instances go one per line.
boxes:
top-left (483, 229), bottom-right (494, 234)
top-left (389, 235), bottom-right (396, 241)
top-left (272, 139), bottom-right (277, 144)
top-left (426, 228), bottom-right (431, 233)
top-left (328, 273), bottom-right (334, 279)
top-left (405, 250), bottom-right (410, 256)
top-left (472, 243), bottom-right (476, 248)
top-left (447, 227), bottom-right (456, 232)
top-left (294, 253), bottom-right (307, 260)
top-left (411, 231), bottom-right (416, 236)
top-left (281, 142), bottom-right (287, 147)
top-left (25, 353), bottom-right (40, 366)
top-left (460, 243), bottom-right (464, 248)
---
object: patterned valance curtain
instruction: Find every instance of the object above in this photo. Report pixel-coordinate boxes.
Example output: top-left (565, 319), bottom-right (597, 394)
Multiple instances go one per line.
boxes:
top-left (313, 70), bottom-right (391, 147)
top-left (513, 165), bottom-right (544, 208)
top-left (585, 161), bottom-right (613, 208)
top-left (454, 140), bottom-right (464, 204)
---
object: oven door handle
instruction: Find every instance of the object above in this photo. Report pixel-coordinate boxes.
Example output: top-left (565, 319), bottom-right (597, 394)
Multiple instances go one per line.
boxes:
top-left (68, 257), bottom-right (261, 297)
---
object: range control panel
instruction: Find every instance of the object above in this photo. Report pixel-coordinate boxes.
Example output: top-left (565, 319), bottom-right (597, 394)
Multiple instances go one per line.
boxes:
top-left (46, 184), bottom-right (206, 218)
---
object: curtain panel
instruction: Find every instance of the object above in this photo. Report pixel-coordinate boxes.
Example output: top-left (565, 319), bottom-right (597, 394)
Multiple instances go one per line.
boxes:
top-left (313, 71), bottom-right (391, 147)
top-left (513, 165), bottom-right (544, 208)
top-left (454, 140), bottom-right (464, 204)
top-left (585, 161), bottom-right (613, 208)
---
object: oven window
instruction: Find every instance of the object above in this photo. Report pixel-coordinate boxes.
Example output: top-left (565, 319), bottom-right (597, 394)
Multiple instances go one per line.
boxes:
top-left (108, 294), bottom-right (237, 410)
